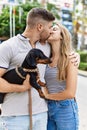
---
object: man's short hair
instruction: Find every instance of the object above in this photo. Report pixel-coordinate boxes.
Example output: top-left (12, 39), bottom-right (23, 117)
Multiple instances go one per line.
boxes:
top-left (26, 8), bottom-right (55, 27)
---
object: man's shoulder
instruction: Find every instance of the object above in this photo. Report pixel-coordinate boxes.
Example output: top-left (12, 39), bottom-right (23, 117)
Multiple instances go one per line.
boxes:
top-left (1, 35), bottom-right (18, 45)
top-left (0, 35), bottom-right (21, 54)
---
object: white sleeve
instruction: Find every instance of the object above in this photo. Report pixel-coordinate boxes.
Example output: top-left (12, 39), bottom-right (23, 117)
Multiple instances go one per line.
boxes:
top-left (0, 42), bottom-right (13, 69)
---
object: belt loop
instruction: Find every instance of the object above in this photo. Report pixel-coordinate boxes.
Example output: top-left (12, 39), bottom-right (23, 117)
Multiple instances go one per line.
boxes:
top-left (74, 97), bottom-right (76, 102)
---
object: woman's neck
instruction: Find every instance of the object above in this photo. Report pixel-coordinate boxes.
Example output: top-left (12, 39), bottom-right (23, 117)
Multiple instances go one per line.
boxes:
top-left (50, 42), bottom-right (60, 67)
top-left (52, 41), bottom-right (60, 57)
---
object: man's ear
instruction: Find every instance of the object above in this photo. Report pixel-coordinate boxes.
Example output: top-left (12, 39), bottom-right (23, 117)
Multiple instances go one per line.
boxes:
top-left (37, 23), bottom-right (43, 31)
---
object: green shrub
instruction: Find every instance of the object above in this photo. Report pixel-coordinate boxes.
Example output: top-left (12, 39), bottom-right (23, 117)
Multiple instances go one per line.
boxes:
top-left (0, 2), bottom-right (60, 38)
top-left (78, 51), bottom-right (87, 62)
top-left (79, 62), bottom-right (87, 71)
top-left (0, 2), bottom-right (41, 37)
top-left (77, 51), bottom-right (87, 71)
top-left (0, 7), bottom-right (10, 37)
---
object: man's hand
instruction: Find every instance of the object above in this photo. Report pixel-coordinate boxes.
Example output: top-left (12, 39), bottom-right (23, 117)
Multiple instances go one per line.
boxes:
top-left (69, 51), bottom-right (80, 67)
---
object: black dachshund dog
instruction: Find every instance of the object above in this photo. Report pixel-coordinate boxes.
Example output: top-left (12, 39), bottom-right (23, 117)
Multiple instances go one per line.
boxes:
top-left (0, 48), bottom-right (51, 103)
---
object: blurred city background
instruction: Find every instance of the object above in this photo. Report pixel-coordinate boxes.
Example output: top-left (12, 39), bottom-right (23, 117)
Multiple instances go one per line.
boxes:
top-left (0, 0), bottom-right (87, 71)
top-left (0, 0), bottom-right (87, 130)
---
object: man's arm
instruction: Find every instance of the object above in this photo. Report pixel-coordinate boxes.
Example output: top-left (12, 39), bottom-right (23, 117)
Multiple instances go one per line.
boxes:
top-left (0, 68), bottom-right (31, 93)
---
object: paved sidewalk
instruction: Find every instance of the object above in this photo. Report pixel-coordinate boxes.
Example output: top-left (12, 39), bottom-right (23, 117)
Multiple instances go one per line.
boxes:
top-left (77, 69), bottom-right (87, 130)
top-left (76, 74), bottom-right (87, 130)
top-left (78, 70), bottom-right (87, 77)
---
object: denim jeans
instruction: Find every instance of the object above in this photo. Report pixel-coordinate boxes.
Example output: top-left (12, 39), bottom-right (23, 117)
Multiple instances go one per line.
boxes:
top-left (47, 99), bottom-right (79, 130)
top-left (0, 112), bottom-right (47, 130)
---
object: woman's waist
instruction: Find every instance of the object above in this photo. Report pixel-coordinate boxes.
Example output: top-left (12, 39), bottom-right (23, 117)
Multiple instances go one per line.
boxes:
top-left (47, 86), bottom-right (65, 94)
top-left (47, 98), bottom-right (76, 105)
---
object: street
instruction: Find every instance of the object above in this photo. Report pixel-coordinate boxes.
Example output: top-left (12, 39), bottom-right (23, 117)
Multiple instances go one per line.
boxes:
top-left (76, 75), bottom-right (87, 130)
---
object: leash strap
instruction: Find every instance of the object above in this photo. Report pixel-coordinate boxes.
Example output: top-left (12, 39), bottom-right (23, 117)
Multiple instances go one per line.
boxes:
top-left (28, 89), bottom-right (32, 130)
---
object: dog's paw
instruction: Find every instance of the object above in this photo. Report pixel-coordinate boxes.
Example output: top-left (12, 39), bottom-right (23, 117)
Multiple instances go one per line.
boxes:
top-left (37, 80), bottom-right (46, 87)
top-left (38, 89), bottom-right (45, 98)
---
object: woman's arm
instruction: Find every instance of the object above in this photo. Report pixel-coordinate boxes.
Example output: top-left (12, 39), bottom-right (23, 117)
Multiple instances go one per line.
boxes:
top-left (43, 60), bottom-right (78, 100)
top-left (0, 68), bottom-right (31, 93)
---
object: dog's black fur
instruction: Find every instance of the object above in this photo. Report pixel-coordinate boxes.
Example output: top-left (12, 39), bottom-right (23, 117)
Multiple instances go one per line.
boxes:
top-left (0, 48), bottom-right (51, 103)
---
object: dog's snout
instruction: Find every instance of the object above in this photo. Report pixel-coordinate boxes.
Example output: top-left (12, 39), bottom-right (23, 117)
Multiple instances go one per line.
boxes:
top-left (48, 58), bottom-right (52, 63)
top-left (45, 58), bottom-right (52, 63)
top-left (36, 57), bottom-right (52, 64)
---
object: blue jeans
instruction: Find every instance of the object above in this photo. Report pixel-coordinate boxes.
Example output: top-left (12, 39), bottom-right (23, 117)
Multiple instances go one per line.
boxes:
top-left (47, 99), bottom-right (79, 130)
top-left (0, 112), bottom-right (47, 130)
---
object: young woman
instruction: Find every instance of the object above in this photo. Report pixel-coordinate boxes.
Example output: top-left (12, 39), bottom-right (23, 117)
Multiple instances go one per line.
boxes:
top-left (43, 23), bottom-right (79, 130)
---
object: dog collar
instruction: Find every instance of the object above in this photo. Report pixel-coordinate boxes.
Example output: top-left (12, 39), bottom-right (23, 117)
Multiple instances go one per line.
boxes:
top-left (15, 66), bottom-right (25, 79)
top-left (23, 68), bottom-right (39, 73)
top-left (15, 65), bottom-right (39, 80)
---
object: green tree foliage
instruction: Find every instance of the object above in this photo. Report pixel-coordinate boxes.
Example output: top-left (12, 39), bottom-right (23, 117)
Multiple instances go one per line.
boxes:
top-left (0, 2), bottom-right (60, 38)
top-left (0, 2), bottom-right (41, 37)
top-left (78, 51), bottom-right (87, 71)
top-left (47, 3), bottom-right (60, 19)
top-left (0, 7), bottom-right (10, 37)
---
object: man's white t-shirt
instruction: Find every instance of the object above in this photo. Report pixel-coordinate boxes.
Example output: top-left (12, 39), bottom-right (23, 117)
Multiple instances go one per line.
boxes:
top-left (0, 34), bottom-right (51, 116)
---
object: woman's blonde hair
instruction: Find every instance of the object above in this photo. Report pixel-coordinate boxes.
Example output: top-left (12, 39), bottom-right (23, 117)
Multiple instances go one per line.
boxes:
top-left (55, 23), bottom-right (73, 81)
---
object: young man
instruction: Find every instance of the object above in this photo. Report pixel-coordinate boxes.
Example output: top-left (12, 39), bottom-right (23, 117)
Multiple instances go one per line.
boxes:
top-left (0, 8), bottom-right (79, 130)
top-left (0, 7), bottom-right (55, 130)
